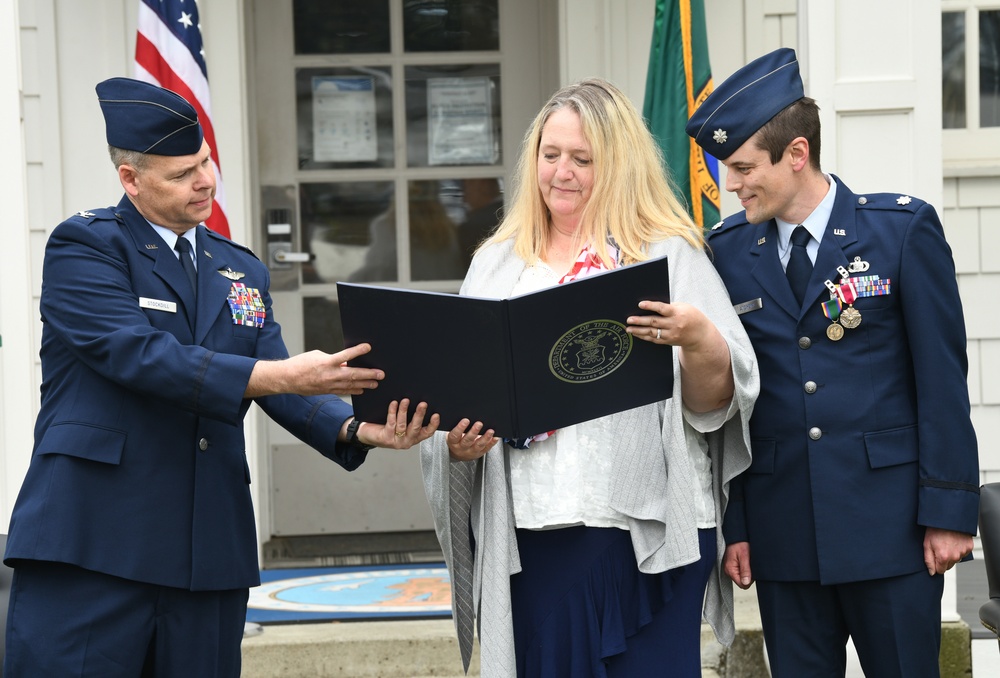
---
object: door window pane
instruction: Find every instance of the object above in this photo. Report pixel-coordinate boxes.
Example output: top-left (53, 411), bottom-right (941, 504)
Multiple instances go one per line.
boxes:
top-left (405, 65), bottom-right (502, 167)
top-left (453, 177), bottom-right (504, 267)
top-left (404, 0), bottom-right (499, 52)
top-left (943, 11), bottom-right (967, 129)
top-left (303, 296), bottom-right (344, 353)
top-left (981, 10), bottom-right (1000, 127)
top-left (406, 180), bottom-right (466, 281)
top-left (293, 0), bottom-right (390, 54)
top-left (300, 182), bottom-right (393, 284)
top-left (296, 68), bottom-right (394, 169)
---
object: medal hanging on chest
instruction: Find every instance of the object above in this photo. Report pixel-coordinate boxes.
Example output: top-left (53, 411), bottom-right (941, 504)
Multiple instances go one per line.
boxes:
top-left (838, 288), bottom-right (862, 328)
top-left (834, 265), bottom-right (862, 329)
top-left (819, 260), bottom-right (892, 341)
top-left (821, 296), bottom-right (845, 341)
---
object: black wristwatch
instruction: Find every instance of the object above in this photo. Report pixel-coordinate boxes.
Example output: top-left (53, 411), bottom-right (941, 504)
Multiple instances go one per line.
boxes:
top-left (346, 418), bottom-right (376, 451)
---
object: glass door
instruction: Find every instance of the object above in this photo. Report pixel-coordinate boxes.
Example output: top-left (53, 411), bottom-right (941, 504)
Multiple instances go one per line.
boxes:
top-left (249, 0), bottom-right (556, 561)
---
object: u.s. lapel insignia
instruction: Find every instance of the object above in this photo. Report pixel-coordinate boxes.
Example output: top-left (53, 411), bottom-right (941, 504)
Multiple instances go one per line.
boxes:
top-left (145, 243), bottom-right (158, 250)
top-left (218, 267), bottom-right (245, 281)
top-left (757, 237), bottom-right (766, 246)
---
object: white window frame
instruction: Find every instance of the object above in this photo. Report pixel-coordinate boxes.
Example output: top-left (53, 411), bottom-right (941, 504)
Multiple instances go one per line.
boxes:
top-left (942, 0), bottom-right (1000, 170)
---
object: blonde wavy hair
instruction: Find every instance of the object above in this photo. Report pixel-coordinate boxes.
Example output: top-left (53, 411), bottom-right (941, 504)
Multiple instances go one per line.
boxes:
top-left (482, 77), bottom-right (702, 267)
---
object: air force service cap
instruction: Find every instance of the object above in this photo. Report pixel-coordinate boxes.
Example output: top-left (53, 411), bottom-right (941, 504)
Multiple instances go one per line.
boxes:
top-left (96, 77), bottom-right (204, 156)
top-left (685, 48), bottom-right (803, 160)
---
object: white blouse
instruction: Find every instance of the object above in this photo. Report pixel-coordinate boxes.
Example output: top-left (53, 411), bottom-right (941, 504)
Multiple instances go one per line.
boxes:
top-left (508, 262), bottom-right (720, 531)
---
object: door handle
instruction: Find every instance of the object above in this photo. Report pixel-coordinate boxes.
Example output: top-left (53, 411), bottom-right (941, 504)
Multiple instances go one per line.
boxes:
top-left (272, 249), bottom-right (313, 264)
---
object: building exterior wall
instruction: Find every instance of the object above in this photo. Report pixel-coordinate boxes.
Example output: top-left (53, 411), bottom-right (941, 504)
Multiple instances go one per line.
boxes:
top-left (1, 0), bottom-right (997, 547)
top-left (0, 0), bottom-right (35, 530)
top-left (946, 173), bottom-right (1000, 481)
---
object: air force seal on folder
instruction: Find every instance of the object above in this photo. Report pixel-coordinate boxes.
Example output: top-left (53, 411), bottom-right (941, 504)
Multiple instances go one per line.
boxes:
top-left (549, 320), bottom-right (632, 384)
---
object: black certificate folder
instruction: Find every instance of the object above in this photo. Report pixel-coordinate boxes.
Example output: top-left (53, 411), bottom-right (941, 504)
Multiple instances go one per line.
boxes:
top-left (337, 254), bottom-right (672, 439)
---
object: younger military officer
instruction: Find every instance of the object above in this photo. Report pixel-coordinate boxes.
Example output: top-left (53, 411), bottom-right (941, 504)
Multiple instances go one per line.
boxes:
top-left (686, 48), bottom-right (979, 677)
top-left (3, 77), bottom-right (439, 678)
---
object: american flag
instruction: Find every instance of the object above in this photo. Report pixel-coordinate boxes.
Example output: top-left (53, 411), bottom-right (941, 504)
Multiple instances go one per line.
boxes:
top-left (134, 0), bottom-right (231, 238)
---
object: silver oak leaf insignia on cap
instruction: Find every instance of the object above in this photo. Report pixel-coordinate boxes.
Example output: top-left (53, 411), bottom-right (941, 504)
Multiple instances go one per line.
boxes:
top-left (713, 129), bottom-right (728, 144)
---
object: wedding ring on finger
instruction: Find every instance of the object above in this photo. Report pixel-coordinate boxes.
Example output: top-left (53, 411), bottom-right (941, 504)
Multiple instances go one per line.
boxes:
top-left (394, 430), bottom-right (406, 438)
top-left (656, 328), bottom-right (661, 340)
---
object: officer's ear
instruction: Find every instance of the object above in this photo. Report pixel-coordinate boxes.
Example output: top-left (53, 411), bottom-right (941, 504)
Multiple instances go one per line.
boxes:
top-left (786, 136), bottom-right (810, 173)
top-left (119, 163), bottom-right (141, 198)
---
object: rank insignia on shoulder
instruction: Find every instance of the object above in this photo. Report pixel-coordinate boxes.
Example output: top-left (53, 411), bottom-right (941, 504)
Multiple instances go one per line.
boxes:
top-left (711, 221), bottom-right (724, 230)
top-left (76, 210), bottom-right (95, 218)
top-left (896, 195), bottom-right (912, 205)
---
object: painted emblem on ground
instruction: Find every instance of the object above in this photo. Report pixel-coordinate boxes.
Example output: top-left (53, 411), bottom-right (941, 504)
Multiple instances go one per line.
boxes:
top-left (247, 565), bottom-right (452, 621)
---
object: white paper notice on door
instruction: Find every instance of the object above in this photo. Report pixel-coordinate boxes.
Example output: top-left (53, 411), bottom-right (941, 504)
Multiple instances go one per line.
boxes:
top-left (313, 76), bottom-right (377, 163)
top-left (427, 77), bottom-right (495, 166)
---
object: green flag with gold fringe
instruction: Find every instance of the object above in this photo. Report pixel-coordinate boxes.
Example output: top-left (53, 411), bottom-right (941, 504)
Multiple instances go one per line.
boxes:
top-left (643, 0), bottom-right (720, 230)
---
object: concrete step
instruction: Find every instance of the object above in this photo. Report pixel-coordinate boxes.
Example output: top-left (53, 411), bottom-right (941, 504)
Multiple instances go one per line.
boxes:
top-left (241, 586), bottom-right (972, 677)
top-left (241, 589), bottom-right (765, 677)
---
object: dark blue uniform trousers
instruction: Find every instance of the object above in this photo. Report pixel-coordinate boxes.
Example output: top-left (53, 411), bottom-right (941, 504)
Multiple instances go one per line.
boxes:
top-left (757, 570), bottom-right (945, 678)
top-left (4, 560), bottom-right (248, 677)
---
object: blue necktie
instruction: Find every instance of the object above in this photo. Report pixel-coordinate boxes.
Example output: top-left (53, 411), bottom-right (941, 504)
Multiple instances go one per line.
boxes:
top-left (175, 236), bottom-right (198, 293)
top-left (786, 225), bottom-right (813, 305)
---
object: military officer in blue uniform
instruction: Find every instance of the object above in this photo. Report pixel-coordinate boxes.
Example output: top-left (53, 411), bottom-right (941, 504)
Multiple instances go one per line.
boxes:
top-left (686, 49), bottom-right (979, 677)
top-left (2, 78), bottom-right (440, 678)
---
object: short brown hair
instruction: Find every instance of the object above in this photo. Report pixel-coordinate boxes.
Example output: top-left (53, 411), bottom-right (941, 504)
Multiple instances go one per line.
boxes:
top-left (754, 97), bottom-right (822, 170)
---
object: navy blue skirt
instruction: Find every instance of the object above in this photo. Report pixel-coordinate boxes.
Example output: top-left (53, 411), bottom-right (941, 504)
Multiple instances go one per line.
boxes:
top-left (509, 525), bottom-right (716, 678)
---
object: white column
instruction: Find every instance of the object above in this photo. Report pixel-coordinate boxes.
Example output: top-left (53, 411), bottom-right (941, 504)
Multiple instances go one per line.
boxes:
top-left (0, 1), bottom-right (36, 531)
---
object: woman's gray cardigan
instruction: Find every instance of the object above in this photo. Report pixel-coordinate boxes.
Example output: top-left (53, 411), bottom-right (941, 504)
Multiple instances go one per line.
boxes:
top-left (420, 236), bottom-right (758, 676)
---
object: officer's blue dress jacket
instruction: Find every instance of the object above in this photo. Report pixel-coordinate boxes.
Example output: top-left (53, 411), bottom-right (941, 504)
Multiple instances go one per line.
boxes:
top-left (709, 176), bottom-right (979, 584)
top-left (4, 196), bottom-right (366, 591)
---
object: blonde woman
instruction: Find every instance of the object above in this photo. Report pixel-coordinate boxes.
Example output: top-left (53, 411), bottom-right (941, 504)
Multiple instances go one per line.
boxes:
top-left (421, 78), bottom-right (758, 677)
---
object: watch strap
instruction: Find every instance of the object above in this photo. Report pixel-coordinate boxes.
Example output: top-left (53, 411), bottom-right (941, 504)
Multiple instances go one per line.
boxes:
top-left (346, 418), bottom-right (375, 451)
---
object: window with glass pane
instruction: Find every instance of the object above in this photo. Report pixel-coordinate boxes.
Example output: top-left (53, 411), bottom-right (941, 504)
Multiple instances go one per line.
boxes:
top-left (982, 10), bottom-right (1000, 127)
top-left (303, 296), bottom-right (344, 354)
top-left (405, 65), bottom-right (502, 167)
top-left (943, 12), bottom-right (967, 129)
top-left (299, 182), bottom-right (394, 284)
top-left (293, 0), bottom-right (390, 54)
top-left (295, 68), bottom-right (394, 169)
top-left (404, 0), bottom-right (499, 52)
top-left (404, 179), bottom-right (473, 281)
top-left (451, 177), bottom-right (504, 267)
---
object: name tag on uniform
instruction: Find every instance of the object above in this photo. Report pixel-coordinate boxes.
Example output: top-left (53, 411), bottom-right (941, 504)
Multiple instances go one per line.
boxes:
top-left (733, 298), bottom-right (763, 315)
top-left (139, 297), bottom-right (177, 313)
